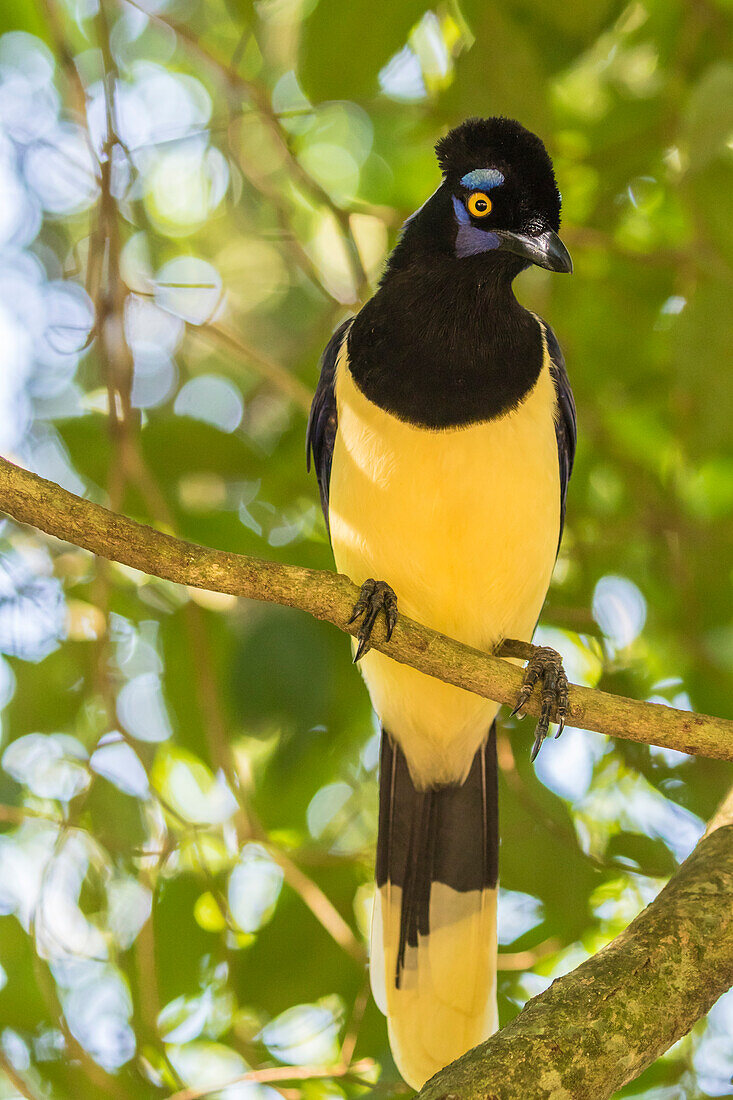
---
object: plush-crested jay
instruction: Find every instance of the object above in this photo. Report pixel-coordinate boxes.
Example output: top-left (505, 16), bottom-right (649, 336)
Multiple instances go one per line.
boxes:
top-left (307, 116), bottom-right (576, 1089)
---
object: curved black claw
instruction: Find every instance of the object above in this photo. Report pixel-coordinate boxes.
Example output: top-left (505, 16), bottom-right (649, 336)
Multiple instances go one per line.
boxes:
top-left (347, 579), bottom-right (398, 663)
top-left (509, 645), bottom-right (569, 762)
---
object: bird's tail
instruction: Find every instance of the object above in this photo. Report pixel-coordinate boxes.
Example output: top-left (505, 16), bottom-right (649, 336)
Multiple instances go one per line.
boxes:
top-left (370, 728), bottom-right (499, 1091)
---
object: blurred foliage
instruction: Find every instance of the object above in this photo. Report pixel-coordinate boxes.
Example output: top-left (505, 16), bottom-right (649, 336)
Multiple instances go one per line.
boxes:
top-left (0, 0), bottom-right (730, 1097)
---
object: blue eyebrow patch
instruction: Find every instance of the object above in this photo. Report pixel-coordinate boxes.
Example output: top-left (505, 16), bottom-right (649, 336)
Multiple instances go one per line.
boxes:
top-left (460, 168), bottom-right (505, 191)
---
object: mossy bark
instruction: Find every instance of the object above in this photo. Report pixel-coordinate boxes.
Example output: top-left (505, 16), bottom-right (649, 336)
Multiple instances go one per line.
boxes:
top-left (419, 825), bottom-right (733, 1100)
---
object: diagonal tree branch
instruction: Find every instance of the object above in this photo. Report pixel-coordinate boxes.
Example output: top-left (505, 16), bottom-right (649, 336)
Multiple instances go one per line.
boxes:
top-left (418, 806), bottom-right (733, 1100)
top-left (191, 320), bottom-right (314, 414)
top-left (0, 455), bottom-right (731, 760)
top-left (120, 0), bottom-right (371, 302)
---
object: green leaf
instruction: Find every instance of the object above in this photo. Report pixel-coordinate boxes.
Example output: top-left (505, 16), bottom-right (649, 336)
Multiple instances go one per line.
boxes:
top-left (0, 0), bottom-right (52, 42)
top-left (684, 62), bottom-right (733, 169)
top-left (299, 0), bottom-right (429, 102)
top-left (439, 4), bottom-right (550, 131)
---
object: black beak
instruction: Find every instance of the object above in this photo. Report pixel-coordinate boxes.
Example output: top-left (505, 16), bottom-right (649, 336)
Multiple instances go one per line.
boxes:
top-left (494, 228), bottom-right (573, 274)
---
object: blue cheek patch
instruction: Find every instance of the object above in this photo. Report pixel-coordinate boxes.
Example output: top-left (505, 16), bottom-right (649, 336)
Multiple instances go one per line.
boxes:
top-left (455, 227), bottom-right (501, 257)
top-left (460, 168), bottom-right (505, 191)
top-left (452, 195), bottom-right (471, 225)
top-left (451, 195), bottom-right (500, 257)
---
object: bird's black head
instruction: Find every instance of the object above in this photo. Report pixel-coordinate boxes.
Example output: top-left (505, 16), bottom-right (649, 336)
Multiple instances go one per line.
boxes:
top-left (436, 117), bottom-right (561, 230)
top-left (389, 116), bottom-right (572, 279)
top-left (437, 116), bottom-right (572, 274)
top-left (350, 118), bottom-right (571, 427)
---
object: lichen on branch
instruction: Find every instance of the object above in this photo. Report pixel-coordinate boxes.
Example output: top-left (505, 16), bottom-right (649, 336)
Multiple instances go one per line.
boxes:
top-left (418, 822), bottom-right (733, 1099)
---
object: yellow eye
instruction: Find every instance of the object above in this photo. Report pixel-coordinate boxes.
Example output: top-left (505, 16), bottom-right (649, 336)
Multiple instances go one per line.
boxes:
top-left (467, 191), bottom-right (492, 218)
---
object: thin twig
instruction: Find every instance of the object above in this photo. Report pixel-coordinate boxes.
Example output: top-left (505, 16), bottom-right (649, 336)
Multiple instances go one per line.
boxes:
top-left (35, 0), bottom-right (95, 147)
top-left (191, 321), bottom-right (313, 413)
top-left (228, 116), bottom-right (344, 303)
top-left (32, 954), bottom-right (133, 1100)
top-left (120, 0), bottom-right (370, 301)
top-left (93, 0), bottom-right (139, 511)
top-left (0, 1052), bottom-right (40, 1100)
top-left (0, 803), bottom-right (62, 825)
top-left (168, 1057), bottom-right (375, 1100)
top-left (496, 938), bottom-right (560, 972)
top-left (339, 975), bottom-right (371, 1066)
top-left (264, 845), bottom-right (366, 964)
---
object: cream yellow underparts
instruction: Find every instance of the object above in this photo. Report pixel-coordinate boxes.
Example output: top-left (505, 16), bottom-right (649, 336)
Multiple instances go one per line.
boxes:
top-left (371, 884), bottom-right (498, 1089)
top-left (329, 337), bottom-right (561, 788)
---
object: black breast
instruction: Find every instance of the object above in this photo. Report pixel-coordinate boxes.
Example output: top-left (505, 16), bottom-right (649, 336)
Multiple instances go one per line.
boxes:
top-left (347, 256), bottom-right (544, 430)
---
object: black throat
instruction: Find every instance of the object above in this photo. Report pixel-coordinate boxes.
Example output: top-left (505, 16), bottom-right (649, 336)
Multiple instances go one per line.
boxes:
top-left (347, 192), bottom-right (544, 430)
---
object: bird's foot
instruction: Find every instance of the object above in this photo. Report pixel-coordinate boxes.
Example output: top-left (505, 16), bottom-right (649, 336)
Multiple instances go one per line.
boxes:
top-left (347, 579), bottom-right (398, 663)
top-left (498, 639), bottom-right (569, 762)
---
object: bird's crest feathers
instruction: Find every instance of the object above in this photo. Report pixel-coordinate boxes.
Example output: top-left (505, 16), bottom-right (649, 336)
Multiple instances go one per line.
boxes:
top-left (435, 116), bottom-right (562, 231)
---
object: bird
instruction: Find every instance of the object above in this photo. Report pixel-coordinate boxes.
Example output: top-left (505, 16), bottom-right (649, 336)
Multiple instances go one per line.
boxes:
top-left (307, 116), bottom-right (576, 1090)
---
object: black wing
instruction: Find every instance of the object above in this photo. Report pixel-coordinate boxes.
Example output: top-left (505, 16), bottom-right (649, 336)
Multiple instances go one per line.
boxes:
top-left (306, 318), bottom-right (352, 531)
top-left (541, 320), bottom-right (576, 549)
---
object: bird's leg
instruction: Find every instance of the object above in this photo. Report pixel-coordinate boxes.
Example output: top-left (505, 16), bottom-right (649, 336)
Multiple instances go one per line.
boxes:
top-left (347, 579), bottom-right (398, 663)
top-left (496, 639), bottom-right (569, 762)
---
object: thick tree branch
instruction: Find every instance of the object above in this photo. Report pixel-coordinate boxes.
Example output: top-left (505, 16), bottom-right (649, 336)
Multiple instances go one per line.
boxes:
top-left (418, 815), bottom-right (733, 1100)
top-left (1, 456), bottom-right (731, 759)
